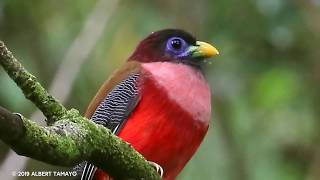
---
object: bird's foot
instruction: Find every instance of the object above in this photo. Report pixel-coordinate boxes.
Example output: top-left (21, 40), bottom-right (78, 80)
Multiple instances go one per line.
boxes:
top-left (148, 161), bottom-right (163, 177)
top-left (125, 141), bottom-right (132, 147)
top-left (12, 112), bottom-right (23, 119)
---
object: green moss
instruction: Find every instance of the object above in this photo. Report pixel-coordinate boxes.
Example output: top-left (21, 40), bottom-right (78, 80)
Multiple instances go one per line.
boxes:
top-left (1, 41), bottom-right (160, 179)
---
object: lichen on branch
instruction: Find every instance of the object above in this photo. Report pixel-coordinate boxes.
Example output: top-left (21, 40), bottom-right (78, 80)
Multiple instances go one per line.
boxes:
top-left (0, 41), bottom-right (66, 125)
top-left (0, 41), bottom-right (161, 180)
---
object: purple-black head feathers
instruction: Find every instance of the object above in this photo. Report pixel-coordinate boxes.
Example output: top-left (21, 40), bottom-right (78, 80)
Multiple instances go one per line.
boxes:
top-left (129, 29), bottom-right (219, 65)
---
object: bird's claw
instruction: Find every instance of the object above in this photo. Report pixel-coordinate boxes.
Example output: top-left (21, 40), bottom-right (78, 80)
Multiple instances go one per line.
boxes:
top-left (148, 161), bottom-right (164, 177)
top-left (125, 141), bottom-right (132, 147)
top-left (12, 112), bottom-right (23, 120)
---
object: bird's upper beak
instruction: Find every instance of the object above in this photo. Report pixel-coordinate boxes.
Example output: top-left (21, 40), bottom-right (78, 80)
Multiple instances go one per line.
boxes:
top-left (189, 41), bottom-right (219, 59)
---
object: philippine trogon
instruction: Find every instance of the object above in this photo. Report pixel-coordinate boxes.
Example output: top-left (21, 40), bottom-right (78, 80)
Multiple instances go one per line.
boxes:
top-left (77, 29), bottom-right (219, 180)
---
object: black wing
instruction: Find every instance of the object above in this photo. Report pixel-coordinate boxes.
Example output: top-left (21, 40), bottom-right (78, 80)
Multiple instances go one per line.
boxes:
top-left (78, 73), bottom-right (141, 180)
top-left (91, 73), bottom-right (140, 134)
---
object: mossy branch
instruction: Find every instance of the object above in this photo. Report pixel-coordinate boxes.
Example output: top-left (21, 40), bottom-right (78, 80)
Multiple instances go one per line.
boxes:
top-left (0, 41), bottom-right (161, 180)
top-left (0, 41), bottom-right (66, 125)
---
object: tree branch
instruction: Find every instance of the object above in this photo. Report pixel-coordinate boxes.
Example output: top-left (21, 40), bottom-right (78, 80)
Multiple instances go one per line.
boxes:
top-left (0, 41), bottom-right (161, 179)
top-left (0, 107), bottom-right (25, 145)
top-left (0, 41), bottom-right (66, 125)
top-left (1, 1), bottom-right (120, 178)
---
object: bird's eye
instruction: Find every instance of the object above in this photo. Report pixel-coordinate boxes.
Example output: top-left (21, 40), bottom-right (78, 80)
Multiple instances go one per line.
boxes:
top-left (166, 37), bottom-right (187, 54)
top-left (171, 38), bottom-right (182, 50)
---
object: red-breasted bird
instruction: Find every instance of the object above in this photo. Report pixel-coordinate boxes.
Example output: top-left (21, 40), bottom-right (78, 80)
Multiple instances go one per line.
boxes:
top-left (77, 29), bottom-right (219, 180)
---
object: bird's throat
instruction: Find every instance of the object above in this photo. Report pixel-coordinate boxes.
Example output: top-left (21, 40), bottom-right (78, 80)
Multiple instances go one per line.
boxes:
top-left (141, 62), bottom-right (212, 125)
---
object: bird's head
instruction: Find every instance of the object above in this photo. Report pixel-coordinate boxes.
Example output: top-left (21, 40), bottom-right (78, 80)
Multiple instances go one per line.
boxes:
top-left (129, 29), bottom-right (219, 67)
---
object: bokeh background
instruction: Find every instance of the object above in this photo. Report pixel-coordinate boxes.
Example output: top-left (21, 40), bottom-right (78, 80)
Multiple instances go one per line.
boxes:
top-left (0, 0), bottom-right (319, 179)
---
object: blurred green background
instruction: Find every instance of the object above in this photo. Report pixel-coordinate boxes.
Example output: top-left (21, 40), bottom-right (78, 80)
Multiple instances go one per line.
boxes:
top-left (0, 0), bottom-right (319, 180)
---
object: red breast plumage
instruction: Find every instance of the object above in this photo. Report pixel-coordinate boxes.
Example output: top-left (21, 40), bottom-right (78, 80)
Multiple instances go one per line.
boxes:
top-left (79, 29), bottom-right (219, 180)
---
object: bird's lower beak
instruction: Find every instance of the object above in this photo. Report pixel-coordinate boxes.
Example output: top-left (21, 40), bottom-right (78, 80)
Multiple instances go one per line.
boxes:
top-left (190, 41), bottom-right (219, 59)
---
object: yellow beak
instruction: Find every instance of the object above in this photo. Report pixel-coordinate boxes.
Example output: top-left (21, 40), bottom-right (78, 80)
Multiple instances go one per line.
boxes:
top-left (191, 41), bottom-right (219, 58)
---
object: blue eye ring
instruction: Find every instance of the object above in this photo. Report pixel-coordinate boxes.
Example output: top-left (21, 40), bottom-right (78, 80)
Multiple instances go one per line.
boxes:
top-left (166, 37), bottom-right (187, 54)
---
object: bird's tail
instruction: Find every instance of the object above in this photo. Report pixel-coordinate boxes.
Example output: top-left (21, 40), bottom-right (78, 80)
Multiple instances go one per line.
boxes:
top-left (74, 161), bottom-right (112, 180)
top-left (73, 161), bottom-right (97, 180)
top-left (81, 162), bottom-right (98, 180)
